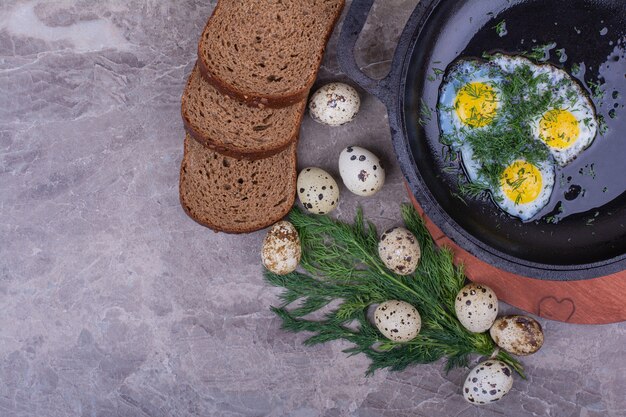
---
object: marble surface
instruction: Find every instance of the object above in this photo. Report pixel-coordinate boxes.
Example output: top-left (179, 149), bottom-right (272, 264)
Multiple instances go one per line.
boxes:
top-left (1, 1), bottom-right (625, 416)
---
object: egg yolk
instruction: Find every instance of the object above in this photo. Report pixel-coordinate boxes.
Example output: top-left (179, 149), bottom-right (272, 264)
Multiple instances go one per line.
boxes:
top-left (500, 160), bottom-right (543, 205)
top-left (454, 82), bottom-right (498, 128)
top-left (538, 109), bottom-right (580, 149)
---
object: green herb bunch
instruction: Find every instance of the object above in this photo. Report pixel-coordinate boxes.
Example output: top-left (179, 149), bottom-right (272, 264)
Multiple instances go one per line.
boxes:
top-left (265, 204), bottom-right (524, 377)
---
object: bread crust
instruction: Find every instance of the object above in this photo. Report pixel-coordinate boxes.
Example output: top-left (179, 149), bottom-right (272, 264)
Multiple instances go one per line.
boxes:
top-left (180, 66), bottom-right (307, 160)
top-left (196, 0), bottom-right (345, 109)
top-left (178, 136), bottom-right (298, 234)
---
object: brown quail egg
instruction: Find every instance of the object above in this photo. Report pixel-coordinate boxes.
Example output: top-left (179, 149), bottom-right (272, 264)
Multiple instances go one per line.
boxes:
top-left (261, 221), bottom-right (301, 275)
top-left (378, 227), bottom-right (421, 275)
top-left (455, 283), bottom-right (498, 333)
top-left (338, 146), bottom-right (386, 196)
top-left (297, 167), bottom-right (340, 215)
top-left (374, 300), bottom-right (421, 342)
top-left (463, 360), bottom-right (513, 405)
top-left (490, 315), bottom-right (544, 356)
top-left (308, 82), bottom-right (360, 126)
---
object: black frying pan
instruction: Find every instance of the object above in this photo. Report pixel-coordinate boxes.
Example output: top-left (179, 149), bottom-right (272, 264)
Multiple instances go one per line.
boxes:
top-left (338, 0), bottom-right (626, 280)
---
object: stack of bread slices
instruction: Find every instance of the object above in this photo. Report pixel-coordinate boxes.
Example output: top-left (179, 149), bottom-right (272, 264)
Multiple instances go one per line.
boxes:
top-left (179, 0), bottom-right (345, 233)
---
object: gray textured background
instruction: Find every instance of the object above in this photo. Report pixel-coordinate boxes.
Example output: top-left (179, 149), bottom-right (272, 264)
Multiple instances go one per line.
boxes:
top-left (1, 1), bottom-right (625, 416)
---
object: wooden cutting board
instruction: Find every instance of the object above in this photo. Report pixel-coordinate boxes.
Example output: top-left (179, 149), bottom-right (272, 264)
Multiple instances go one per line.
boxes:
top-left (407, 188), bottom-right (626, 324)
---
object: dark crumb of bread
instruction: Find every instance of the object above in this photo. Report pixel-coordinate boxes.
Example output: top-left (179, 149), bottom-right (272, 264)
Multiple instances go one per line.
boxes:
top-left (197, 0), bottom-right (345, 107)
top-left (179, 134), bottom-right (297, 234)
top-left (182, 64), bottom-right (306, 159)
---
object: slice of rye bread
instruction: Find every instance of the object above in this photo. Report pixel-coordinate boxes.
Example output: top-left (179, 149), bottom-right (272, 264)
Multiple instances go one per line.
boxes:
top-left (179, 134), bottom-right (297, 233)
top-left (197, 0), bottom-right (345, 108)
top-left (181, 64), bottom-right (306, 159)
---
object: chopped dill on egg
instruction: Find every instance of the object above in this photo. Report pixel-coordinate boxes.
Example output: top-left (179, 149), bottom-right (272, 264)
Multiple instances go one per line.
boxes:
top-left (458, 62), bottom-right (555, 191)
top-left (437, 52), bottom-right (601, 220)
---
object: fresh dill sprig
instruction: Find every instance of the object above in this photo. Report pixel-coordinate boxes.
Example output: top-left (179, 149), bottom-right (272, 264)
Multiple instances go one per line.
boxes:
top-left (266, 205), bottom-right (524, 377)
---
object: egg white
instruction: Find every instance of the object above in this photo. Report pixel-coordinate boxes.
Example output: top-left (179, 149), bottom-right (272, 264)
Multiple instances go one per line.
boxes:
top-left (459, 144), bottom-right (555, 221)
top-left (530, 83), bottom-right (597, 166)
top-left (438, 60), bottom-right (504, 149)
top-left (458, 142), bottom-right (483, 184)
top-left (492, 159), bottom-right (555, 221)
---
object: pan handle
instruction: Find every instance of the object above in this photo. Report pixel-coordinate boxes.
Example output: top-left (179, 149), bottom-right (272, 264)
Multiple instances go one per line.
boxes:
top-left (338, 0), bottom-right (412, 108)
top-left (337, 0), bottom-right (393, 105)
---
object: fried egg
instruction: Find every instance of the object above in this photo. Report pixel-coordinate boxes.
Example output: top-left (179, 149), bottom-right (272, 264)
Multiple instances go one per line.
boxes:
top-left (438, 60), bottom-right (503, 148)
top-left (459, 145), bottom-right (555, 221)
top-left (530, 86), bottom-right (597, 166)
top-left (492, 159), bottom-right (555, 221)
top-left (492, 54), bottom-right (598, 166)
top-left (438, 53), bottom-right (597, 222)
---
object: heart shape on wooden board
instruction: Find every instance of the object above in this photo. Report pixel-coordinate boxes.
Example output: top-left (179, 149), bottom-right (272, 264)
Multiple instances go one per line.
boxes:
top-left (537, 297), bottom-right (576, 322)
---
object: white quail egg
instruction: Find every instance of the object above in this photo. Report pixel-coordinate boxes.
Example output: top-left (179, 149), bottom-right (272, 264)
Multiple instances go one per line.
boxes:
top-left (463, 360), bottom-right (513, 405)
top-left (261, 221), bottom-right (301, 275)
top-left (374, 300), bottom-right (421, 342)
top-left (455, 283), bottom-right (498, 333)
top-left (297, 167), bottom-right (340, 215)
top-left (338, 146), bottom-right (386, 196)
top-left (490, 315), bottom-right (544, 356)
top-left (378, 227), bottom-right (421, 275)
top-left (308, 82), bottom-right (360, 126)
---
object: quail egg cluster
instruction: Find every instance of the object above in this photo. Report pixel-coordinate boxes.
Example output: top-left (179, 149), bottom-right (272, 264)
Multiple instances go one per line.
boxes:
top-left (300, 81), bottom-right (383, 211)
top-left (297, 167), bottom-right (340, 215)
top-left (452, 282), bottom-right (546, 405)
top-left (454, 283), bottom-right (499, 333)
top-left (374, 300), bottom-right (421, 342)
top-left (378, 227), bottom-right (421, 275)
top-left (463, 360), bottom-right (514, 404)
top-left (259, 74), bottom-right (551, 406)
top-left (338, 146), bottom-right (386, 196)
top-left (309, 82), bottom-right (361, 126)
top-left (261, 221), bottom-right (301, 275)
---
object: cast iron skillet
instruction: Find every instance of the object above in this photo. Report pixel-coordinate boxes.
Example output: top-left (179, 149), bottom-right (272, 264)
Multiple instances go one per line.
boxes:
top-left (338, 0), bottom-right (626, 280)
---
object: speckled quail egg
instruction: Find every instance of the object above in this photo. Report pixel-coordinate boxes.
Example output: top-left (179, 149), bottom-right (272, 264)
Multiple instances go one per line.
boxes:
top-left (338, 146), bottom-right (386, 196)
top-left (463, 360), bottom-right (513, 405)
top-left (261, 221), bottom-right (301, 275)
top-left (297, 167), bottom-right (340, 215)
top-left (455, 283), bottom-right (498, 333)
top-left (374, 300), bottom-right (421, 342)
top-left (378, 227), bottom-right (421, 275)
top-left (490, 315), bottom-right (544, 356)
top-left (308, 82), bottom-right (360, 126)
